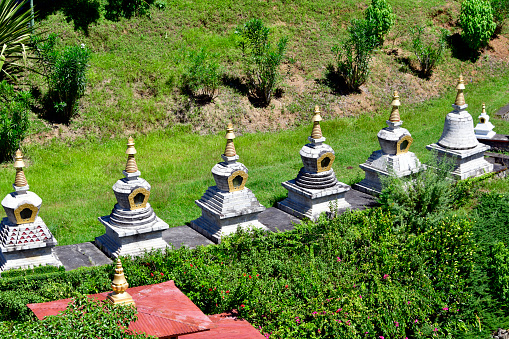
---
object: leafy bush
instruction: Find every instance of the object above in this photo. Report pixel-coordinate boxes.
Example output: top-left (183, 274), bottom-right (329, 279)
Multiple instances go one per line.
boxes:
top-left (236, 18), bottom-right (288, 106)
top-left (61, 0), bottom-right (101, 35)
top-left (105, 0), bottom-right (155, 21)
top-left (331, 18), bottom-right (376, 92)
top-left (1, 265), bottom-right (64, 278)
top-left (33, 34), bottom-right (91, 123)
top-left (7, 293), bottom-right (152, 338)
top-left (459, 0), bottom-right (496, 50)
top-left (0, 0), bottom-right (33, 79)
top-left (181, 48), bottom-right (220, 101)
top-left (364, 0), bottom-right (394, 46)
top-left (0, 81), bottom-right (31, 163)
top-left (491, 0), bottom-right (509, 32)
top-left (410, 26), bottom-right (448, 78)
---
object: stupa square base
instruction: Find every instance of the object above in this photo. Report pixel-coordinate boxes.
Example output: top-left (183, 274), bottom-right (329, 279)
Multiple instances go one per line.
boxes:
top-left (277, 180), bottom-right (350, 220)
top-left (190, 214), bottom-right (268, 244)
top-left (426, 143), bottom-right (493, 180)
top-left (95, 217), bottom-right (169, 258)
top-left (0, 246), bottom-right (62, 273)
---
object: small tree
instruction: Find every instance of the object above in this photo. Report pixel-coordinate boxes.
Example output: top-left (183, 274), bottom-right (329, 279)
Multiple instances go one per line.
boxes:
top-left (459, 0), bottom-right (496, 50)
top-left (0, 81), bottom-right (31, 163)
top-left (181, 48), bottom-right (220, 101)
top-left (332, 18), bottom-right (377, 92)
top-left (364, 0), bottom-right (394, 46)
top-left (235, 18), bottom-right (288, 106)
top-left (411, 26), bottom-right (448, 78)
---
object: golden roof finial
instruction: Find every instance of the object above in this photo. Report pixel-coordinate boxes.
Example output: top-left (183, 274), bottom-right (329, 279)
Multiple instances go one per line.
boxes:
top-left (13, 149), bottom-right (28, 187)
top-left (482, 103), bottom-right (486, 114)
top-left (125, 137), bottom-right (138, 173)
top-left (454, 75), bottom-right (466, 106)
top-left (389, 91), bottom-right (401, 122)
top-left (224, 123), bottom-right (236, 157)
top-left (311, 105), bottom-right (323, 139)
top-left (107, 258), bottom-right (135, 306)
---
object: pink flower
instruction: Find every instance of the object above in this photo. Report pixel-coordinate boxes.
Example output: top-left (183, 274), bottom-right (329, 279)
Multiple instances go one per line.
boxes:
top-left (442, 307), bottom-right (449, 311)
top-left (241, 304), bottom-right (245, 308)
top-left (383, 274), bottom-right (389, 279)
top-left (407, 301), bottom-right (411, 304)
top-left (160, 272), bottom-right (164, 276)
top-left (150, 273), bottom-right (154, 277)
top-left (379, 336), bottom-right (384, 339)
top-left (359, 295), bottom-right (362, 299)
top-left (414, 319), bottom-right (418, 323)
top-left (337, 257), bottom-right (341, 262)
top-left (395, 321), bottom-right (399, 327)
top-left (433, 328), bottom-right (438, 332)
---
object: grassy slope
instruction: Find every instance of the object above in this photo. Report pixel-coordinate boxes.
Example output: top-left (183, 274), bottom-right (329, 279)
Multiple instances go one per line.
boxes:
top-left (1, 69), bottom-right (508, 245)
top-left (27, 0), bottom-right (509, 138)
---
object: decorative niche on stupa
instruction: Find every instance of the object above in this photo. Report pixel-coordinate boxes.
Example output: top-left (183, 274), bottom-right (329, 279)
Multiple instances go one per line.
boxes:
top-left (426, 75), bottom-right (493, 179)
top-left (474, 103), bottom-right (496, 139)
top-left (353, 91), bottom-right (422, 196)
top-left (0, 150), bottom-right (62, 273)
top-left (277, 106), bottom-right (351, 220)
top-left (95, 137), bottom-right (169, 258)
top-left (190, 123), bottom-right (267, 243)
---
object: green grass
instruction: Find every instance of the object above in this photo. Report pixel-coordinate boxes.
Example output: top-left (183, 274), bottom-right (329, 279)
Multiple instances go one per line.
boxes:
top-left (2, 68), bottom-right (509, 245)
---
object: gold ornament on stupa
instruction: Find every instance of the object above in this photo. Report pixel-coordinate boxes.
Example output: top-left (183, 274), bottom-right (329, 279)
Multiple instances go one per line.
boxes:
top-left (125, 137), bottom-right (138, 173)
top-left (389, 91), bottom-right (401, 122)
top-left (311, 106), bottom-right (323, 139)
top-left (107, 258), bottom-right (135, 306)
top-left (454, 75), bottom-right (466, 106)
top-left (224, 123), bottom-right (236, 157)
top-left (13, 149), bottom-right (28, 187)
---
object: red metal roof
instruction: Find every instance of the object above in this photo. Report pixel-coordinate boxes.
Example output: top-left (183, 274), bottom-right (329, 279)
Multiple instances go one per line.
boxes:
top-left (183, 311), bottom-right (266, 339)
top-left (28, 281), bottom-right (213, 338)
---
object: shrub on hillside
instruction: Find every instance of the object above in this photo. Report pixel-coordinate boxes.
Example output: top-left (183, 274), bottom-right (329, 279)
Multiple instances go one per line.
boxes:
top-left (364, 0), bottom-right (394, 46)
top-left (105, 0), bottom-right (155, 21)
top-left (181, 48), bottom-right (220, 102)
top-left (331, 18), bottom-right (377, 92)
top-left (33, 34), bottom-right (91, 123)
top-left (0, 81), bottom-right (31, 163)
top-left (459, 0), bottom-right (496, 50)
top-left (61, 0), bottom-right (101, 35)
top-left (410, 26), bottom-right (448, 78)
top-left (491, 0), bottom-right (509, 32)
top-left (235, 18), bottom-right (288, 106)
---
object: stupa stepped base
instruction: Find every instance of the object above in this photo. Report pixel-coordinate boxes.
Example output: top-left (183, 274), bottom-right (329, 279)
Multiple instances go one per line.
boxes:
top-left (96, 215), bottom-right (169, 258)
top-left (0, 246), bottom-right (62, 273)
top-left (427, 143), bottom-right (493, 180)
top-left (354, 151), bottom-right (422, 196)
top-left (278, 180), bottom-right (350, 220)
top-left (190, 186), bottom-right (267, 243)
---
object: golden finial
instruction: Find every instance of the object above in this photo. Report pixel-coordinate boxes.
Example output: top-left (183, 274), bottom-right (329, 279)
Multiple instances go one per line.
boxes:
top-left (125, 137), bottom-right (138, 173)
top-left (224, 123), bottom-right (236, 157)
top-left (311, 105), bottom-right (323, 139)
top-left (454, 75), bottom-right (466, 106)
top-left (107, 258), bottom-right (135, 306)
top-left (13, 149), bottom-right (28, 187)
top-left (482, 103), bottom-right (486, 114)
top-left (389, 91), bottom-right (401, 122)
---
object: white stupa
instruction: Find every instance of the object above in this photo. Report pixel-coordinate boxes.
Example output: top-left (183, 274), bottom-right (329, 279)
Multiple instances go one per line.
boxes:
top-left (426, 75), bottom-right (493, 179)
top-left (474, 103), bottom-right (496, 139)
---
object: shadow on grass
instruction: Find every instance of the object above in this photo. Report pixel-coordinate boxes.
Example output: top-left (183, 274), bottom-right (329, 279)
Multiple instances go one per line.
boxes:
top-left (446, 33), bottom-right (481, 62)
top-left (35, 0), bottom-right (100, 36)
top-left (316, 64), bottom-right (361, 96)
top-left (221, 74), bottom-right (283, 108)
top-left (267, 192), bottom-right (288, 207)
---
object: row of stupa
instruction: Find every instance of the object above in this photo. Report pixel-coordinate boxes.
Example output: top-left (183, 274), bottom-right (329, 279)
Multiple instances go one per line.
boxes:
top-left (0, 75), bottom-right (496, 273)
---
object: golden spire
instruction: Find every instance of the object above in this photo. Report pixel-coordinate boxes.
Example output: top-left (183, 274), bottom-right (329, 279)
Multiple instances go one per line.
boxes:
top-left (454, 75), bottom-right (466, 106)
top-left (482, 103), bottom-right (486, 114)
top-left (107, 258), bottom-right (135, 306)
top-left (125, 137), bottom-right (138, 173)
top-left (13, 149), bottom-right (28, 187)
top-left (389, 91), bottom-right (401, 122)
top-left (224, 123), bottom-right (236, 157)
top-left (311, 105), bottom-right (323, 139)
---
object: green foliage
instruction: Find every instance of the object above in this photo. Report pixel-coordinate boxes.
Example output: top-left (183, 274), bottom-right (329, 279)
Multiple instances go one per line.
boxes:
top-left (181, 48), bottom-right (220, 100)
top-left (488, 242), bottom-right (509, 301)
top-left (154, 0), bottom-right (167, 10)
top-left (0, 0), bottom-right (33, 79)
top-left (410, 26), bottom-right (448, 78)
top-left (1, 265), bottom-right (64, 278)
top-left (332, 18), bottom-right (377, 91)
top-left (61, 0), bottom-right (101, 35)
top-left (459, 0), bottom-right (496, 50)
top-left (0, 81), bottom-right (31, 163)
top-left (472, 192), bottom-right (509, 246)
top-left (491, 0), bottom-right (509, 32)
top-left (33, 34), bottom-right (91, 123)
top-left (7, 293), bottom-right (152, 338)
top-left (364, 0), bottom-right (395, 46)
top-left (235, 18), bottom-right (288, 105)
top-left (105, 0), bottom-right (155, 21)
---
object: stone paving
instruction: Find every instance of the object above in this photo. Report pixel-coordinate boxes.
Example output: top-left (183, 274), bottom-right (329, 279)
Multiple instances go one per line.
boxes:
top-left (53, 189), bottom-right (376, 271)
